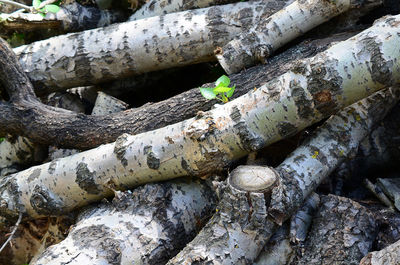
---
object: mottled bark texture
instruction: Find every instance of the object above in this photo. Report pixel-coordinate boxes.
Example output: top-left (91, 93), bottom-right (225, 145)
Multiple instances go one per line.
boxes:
top-left (91, 91), bottom-right (129, 115)
top-left (254, 193), bottom-right (319, 265)
top-left (0, 216), bottom-right (74, 265)
top-left (14, 0), bottom-right (285, 93)
top-left (1, 32), bottom-right (353, 150)
top-left (360, 239), bottom-right (400, 265)
top-left (32, 178), bottom-right (217, 265)
top-left (1, 16), bottom-right (400, 220)
top-left (291, 195), bottom-right (376, 265)
top-left (0, 2), bottom-right (125, 34)
top-left (216, 0), bottom-right (382, 74)
top-left (168, 88), bottom-right (400, 265)
top-left (128, 0), bottom-right (260, 21)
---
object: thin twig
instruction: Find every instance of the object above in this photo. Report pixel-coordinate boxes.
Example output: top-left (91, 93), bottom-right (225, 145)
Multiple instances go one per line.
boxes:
top-left (0, 0), bottom-right (32, 11)
top-left (0, 212), bottom-right (22, 254)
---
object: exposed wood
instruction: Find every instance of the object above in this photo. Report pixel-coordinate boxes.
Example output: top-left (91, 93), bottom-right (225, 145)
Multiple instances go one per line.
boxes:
top-left (167, 88), bottom-right (399, 265)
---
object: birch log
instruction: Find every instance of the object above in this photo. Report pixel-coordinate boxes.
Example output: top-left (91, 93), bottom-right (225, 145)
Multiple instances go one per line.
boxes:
top-left (31, 178), bottom-right (217, 265)
top-left (0, 2), bottom-right (125, 34)
top-left (167, 88), bottom-right (400, 264)
top-left (1, 16), bottom-right (400, 219)
top-left (216, 0), bottom-right (380, 74)
top-left (291, 195), bottom-right (376, 265)
top-left (128, 0), bottom-right (261, 21)
top-left (0, 32), bottom-right (354, 149)
top-left (14, 0), bottom-right (287, 93)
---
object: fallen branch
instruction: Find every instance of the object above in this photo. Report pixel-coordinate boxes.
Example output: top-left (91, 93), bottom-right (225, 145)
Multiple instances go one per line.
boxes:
top-left (167, 87), bottom-right (400, 264)
top-left (216, 0), bottom-right (382, 74)
top-left (0, 2), bottom-right (126, 34)
top-left (0, 31), bottom-right (353, 149)
top-left (0, 212), bottom-right (21, 254)
top-left (31, 178), bottom-right (217, 265)
top-left (14, 0), bottom-right (286, 92)
top-left (129, 0), bottom-right (248, 21)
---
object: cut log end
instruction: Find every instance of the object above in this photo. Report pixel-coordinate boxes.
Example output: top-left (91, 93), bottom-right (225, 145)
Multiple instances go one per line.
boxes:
top-left (228, 165), bottom-right (278, 192)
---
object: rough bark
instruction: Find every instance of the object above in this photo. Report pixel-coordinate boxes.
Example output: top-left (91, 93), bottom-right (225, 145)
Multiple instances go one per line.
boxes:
top-left (14, 0), bottom-right (287, 92)
top-left (1, 32), bottom-right (354, 150)
top-left (216, 0), bottom-right (382, 74)
top-left (167, 88), bottom-right (399, 265)
top-left (128, 0), bottom-right (257, 21)
top-left (1, 16), bottom-right (400, 219)
top-left (0, 2), bottom-right (125, 34)
top-left (291, 195), bottom-right (376, 265)
top-left (0, 216), bottom-right (74, 265)
top-left (360, 239), bottom-right (400, 265)
top-left (254, 193), bottom-right (319, 264)
top-left (32, 178), bottom-right (217, 265)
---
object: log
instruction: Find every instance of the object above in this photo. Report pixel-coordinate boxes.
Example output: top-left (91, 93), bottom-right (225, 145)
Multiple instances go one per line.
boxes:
top-left (14, 0), bottom-right (287, 92)
top-left (0, 2), bottom-right (125, 35)
top-left (0, 31), bottom-right (353, 150)
top-left (31, 178), bottom-right (217, 265)
top-left (216, 0), bottom-right (354, 74)
top-left (167, 87), bottom-right (400, 265)
top-left (1, 15), bottom-right (400, 219)
top-left (291, 195), bottom-right (376, 265)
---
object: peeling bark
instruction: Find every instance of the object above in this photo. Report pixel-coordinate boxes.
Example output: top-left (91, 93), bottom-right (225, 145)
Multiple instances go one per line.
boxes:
top-left (0, 2), bottom-right (125, 34)
top-left (167, 88), bottom-right (399, 265)
top-left (1, 32), bottom-right (353, 150)
top-left (291, 195), bottom-right (376, 265)
top-left (216, 0), bottom-right (382, 74)
top-left (1, 16), bottom-right (400, 219)
top-left (360, 239), bottom-right (400, 265)
top-left (14, 0), bottom-right (285, 92)
top-left (32, 178), bottom-right (217, 265)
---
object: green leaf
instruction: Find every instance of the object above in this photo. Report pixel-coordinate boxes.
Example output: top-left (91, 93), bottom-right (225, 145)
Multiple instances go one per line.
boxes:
top-left (226, 85), bottom-right (235, 98)
top-left (32, 0), bottom-right (41, 9)
top-left (199, 87), bottom-right (217, 100)
top-left (213, 86), bottom-right (231, 93)
top-left (215, 75), bottom-right (230, 87)
top-left (45, 4), bottom-right (60, 13)
top-left (0, 138), bottom-right (4, 143)
top-left (39, 11), bottom-right (46, 17)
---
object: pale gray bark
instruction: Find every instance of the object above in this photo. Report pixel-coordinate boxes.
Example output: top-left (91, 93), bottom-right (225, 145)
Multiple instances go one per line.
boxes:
top-left (32, 178), bottom-right (217, 265)
top-left (216, 0), bottom-right (382, 74)
top-left (128, 0), bottom-right (259, 21)
top-left (360, 239), bottom-right (400, 265)
top-left (91, 91), bottom-right (129, 115)
top-left (1, 16), bottom-right (400, 220)
top-left (167, 88), bottom-right (399, 265)
top-left (291, 195), bottom-right (376, 265)
top-left (14, 0), bottom-right (286, 93)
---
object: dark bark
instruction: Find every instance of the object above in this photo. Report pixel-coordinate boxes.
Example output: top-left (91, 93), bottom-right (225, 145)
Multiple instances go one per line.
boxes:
top-left (290, 195), bottom-right (377, 265)
top-left (0, 32), bottom-right (354, 149)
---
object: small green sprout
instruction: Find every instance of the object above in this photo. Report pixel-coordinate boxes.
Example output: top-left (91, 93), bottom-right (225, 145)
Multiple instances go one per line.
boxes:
top-left (0, 138), bottom-right (4, 143)
top-left (199, 75), bottom-right (236, 103)
top-left (32, 0), bottom-right (61, 17)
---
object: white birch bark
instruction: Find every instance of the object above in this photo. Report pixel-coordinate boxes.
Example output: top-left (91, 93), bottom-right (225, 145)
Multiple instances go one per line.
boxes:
top-left (31, 178), bottom-right (217, 265)
top-left (128, 0), bottom-right (265, 21)
top-left (91, 91), bottom-right (129, 115)
top-left (14, 0), bottom-right (285, 92)
top-left (167, 88), bottom-right (400, 264)
top-left (1, 16), bottom-right (400, 220)
top-left (215, 0), bottom-right (374, 74)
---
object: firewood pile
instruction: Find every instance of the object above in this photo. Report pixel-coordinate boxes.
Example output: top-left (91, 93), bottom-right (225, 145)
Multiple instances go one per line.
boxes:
top-left (0, 0), bottom-right (400, 264)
